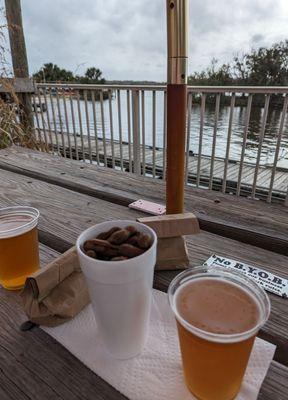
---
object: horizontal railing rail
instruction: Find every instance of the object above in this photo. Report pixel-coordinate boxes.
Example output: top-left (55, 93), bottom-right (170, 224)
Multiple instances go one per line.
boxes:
top-left (32, 83), bottom-right (288, 204)
top-left (37, 82), bottom-right (288, 94)
top-left (188, 86), bottom-right (288, 94)
top-left (37, 83), bottom-right (167, 91)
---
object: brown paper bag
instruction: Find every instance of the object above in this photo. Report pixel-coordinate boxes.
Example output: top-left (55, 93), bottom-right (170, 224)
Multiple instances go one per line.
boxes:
top-left (21, 247), bottom-right (90, 327)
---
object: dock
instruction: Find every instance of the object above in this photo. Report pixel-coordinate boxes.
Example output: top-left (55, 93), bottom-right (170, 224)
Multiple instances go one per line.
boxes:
top-left (39, 131), bottom-right (288, 200)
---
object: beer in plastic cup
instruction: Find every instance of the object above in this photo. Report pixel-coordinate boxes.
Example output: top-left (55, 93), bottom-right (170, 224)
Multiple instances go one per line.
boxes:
top-left (0, 206), bottom-right (40, 290)
top-left (76, 220), bottom-right (157, 359)
top-left (168, 266), bottom-right (270, 400)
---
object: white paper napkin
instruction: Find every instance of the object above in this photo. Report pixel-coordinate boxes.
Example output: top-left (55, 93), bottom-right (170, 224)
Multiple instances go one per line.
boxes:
top-left (43, 289), bottom-right (275, 400)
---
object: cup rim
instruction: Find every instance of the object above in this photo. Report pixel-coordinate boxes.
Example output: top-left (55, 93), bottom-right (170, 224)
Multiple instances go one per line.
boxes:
top-left (168, 266), bottom-right (271, 343)
top-left (0, 206), bottom-right (40, 239)
top-left (76, 219), bottom-right (157, 265)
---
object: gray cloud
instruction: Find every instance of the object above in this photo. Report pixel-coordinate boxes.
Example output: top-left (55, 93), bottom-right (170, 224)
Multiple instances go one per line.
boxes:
top-left (251, 34), bottom-right (265, 44)
top-left (1, 0), bottom-right (287, 80)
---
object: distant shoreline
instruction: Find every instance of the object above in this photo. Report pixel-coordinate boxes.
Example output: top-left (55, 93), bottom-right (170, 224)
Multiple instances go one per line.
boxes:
top-left (106, 80), bottom-right (165, 85)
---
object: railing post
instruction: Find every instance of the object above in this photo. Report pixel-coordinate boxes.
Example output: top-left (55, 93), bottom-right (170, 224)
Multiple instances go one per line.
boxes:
top-left (5, 0), bottom-right (34, 133)
top-left (132, 90), bottom-right (141, 175)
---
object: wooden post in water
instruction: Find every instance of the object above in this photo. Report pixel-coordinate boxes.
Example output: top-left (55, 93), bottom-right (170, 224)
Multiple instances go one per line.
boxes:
top-left (166, 0), bottom-right (188, 214)
top-left (5, 0), bottom-right (34, 132)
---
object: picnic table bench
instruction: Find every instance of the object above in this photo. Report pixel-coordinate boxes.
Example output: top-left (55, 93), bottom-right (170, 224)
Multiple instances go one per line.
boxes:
top-left (0, 145), bottom-right (287, 399)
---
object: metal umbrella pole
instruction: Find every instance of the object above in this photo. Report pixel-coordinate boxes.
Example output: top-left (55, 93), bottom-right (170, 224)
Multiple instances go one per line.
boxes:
top-left (166, 0), bottom-right (188, 214)
top-left (138, 0), bottom-right (199, 269)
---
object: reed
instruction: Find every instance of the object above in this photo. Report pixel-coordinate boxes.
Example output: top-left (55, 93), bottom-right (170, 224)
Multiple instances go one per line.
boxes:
top-left (0, 8), bottom-right (40, 150)
top-left (0, 88), bottom-right (39, 150)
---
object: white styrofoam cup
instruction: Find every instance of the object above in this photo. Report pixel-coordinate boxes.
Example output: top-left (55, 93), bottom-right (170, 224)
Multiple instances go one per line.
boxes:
top-left (76, 220), bottom-right (157, 359)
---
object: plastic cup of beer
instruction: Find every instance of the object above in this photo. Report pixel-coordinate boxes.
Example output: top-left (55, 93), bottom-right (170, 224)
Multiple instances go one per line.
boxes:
top-left (168, 266), bottom-right (270, 400)
top-left (0, 206), bottom-right (40, 290)
top-left (76, 220), bottom-right (157, 359)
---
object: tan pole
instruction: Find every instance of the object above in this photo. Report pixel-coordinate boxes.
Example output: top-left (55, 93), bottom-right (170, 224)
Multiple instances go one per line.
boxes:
top-left (166, 0), bottom-right (188, 214)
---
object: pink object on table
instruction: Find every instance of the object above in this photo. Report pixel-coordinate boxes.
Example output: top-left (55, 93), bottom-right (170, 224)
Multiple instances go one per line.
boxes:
top-left (128, 200), bottom-right (166, 215)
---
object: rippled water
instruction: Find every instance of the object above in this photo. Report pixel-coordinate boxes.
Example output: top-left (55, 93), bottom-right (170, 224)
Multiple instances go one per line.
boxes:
top-left (38, 91), bottom-right (288, 169)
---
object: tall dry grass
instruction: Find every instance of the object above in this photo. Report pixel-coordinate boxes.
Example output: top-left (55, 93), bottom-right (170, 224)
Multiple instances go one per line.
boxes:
top-left (0, 8), bottom-right (40, 151)
top-left (0, 87), bottom-right (39, 150)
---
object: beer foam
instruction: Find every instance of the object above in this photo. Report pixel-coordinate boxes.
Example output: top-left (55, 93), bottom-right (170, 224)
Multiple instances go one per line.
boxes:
top-left (0, 209), bottom-right (39, 239)
top-left (175, 278), bottom-right (261, 335)
top-left (0, 214), bottom-right (33, 233)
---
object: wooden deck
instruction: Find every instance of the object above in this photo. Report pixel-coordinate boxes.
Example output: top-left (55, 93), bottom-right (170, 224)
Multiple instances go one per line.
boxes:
top-left (0, 145), bottom-right (288, 399)
top-left (39, 131), bottom-right (288, 199)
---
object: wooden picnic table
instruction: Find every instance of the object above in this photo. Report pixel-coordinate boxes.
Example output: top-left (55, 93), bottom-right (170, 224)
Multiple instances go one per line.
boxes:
top-left (0, 145), bottom-right (287, 399)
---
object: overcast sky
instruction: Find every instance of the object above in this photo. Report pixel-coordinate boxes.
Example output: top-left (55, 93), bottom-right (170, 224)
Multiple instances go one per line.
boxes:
top-left (2, 0), bottom-right (288, 81)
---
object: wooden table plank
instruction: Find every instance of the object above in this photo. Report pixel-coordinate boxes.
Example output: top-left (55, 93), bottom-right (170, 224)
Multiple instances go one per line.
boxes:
top-left (0, 167), bottom-right (288, 366)
top-left (0, 146), bottom-right (287, 255)
top-left (259, 362), bottom-right (288, 399)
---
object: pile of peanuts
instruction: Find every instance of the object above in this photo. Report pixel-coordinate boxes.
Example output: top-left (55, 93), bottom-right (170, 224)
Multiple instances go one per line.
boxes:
top-left (83, 226), bottom-right (152, 261)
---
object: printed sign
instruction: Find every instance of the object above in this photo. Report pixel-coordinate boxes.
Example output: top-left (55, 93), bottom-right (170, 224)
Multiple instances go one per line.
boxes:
top-left (204, 254), bottom-right (288, 298)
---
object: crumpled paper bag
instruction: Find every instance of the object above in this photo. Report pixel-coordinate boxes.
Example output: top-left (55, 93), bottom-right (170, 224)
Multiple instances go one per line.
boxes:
top-left (21, 247), bottom-right (90, 326)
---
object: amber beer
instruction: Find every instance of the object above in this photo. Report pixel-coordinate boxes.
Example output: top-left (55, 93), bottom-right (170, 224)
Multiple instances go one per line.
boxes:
top-left (0, 207), bottom-right (40, 290)
top-left (168, 267), bottom-right (270, 400)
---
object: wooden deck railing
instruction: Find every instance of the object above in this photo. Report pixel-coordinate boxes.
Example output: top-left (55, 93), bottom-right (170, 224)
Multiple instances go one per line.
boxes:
top-left (32, 83), bottom-right (288, 204)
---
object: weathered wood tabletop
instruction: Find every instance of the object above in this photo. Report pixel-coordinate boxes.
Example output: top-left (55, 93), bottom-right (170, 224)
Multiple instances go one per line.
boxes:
top-left (0, 146), bottom-right (287, 399)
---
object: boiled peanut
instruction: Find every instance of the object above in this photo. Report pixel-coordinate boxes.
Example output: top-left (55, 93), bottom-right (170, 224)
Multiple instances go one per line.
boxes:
top-left (126, 235), bottom-right (140, 246)
top-left (84, 239), bottom-right (118, 254)
top-left (86, 249), bottom-right (97, 258)
top-left (119, 243), bottom-right (145, 258)
top-left (103, 248), bottom-right (119, 258)
top-left (108, 229), bottom-right (130, 245)
top-left (85, 238), bottom-right (116, 248)
top-left (137, 233), bottom-right (152, 249)
top-left (125, 225), bottom-right (137, 236)
top-left (83, 240), bottom-right (96, 251)
top-left (97, 227), bottom-right (121, 240)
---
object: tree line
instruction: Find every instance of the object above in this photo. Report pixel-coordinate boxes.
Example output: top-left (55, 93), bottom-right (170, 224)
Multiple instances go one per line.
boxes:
top-left (33, 63), bottom-right (106, 84)
top-left (188, 40), bottom-right (288, 87)
top-left (187, 41), bottom-right (288, 107)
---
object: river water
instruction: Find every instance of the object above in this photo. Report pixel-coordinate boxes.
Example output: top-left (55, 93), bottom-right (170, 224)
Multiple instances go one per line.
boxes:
top-left (39, 91), bottom-right (288, 169)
